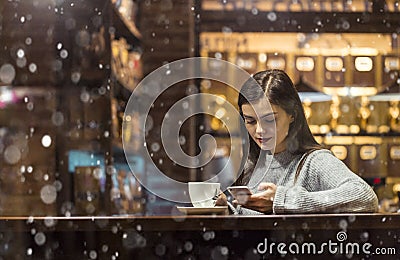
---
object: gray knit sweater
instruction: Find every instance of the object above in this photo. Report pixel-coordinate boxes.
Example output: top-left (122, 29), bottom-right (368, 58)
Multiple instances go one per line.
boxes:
top-left (235, 149), bottom-right (379, 214)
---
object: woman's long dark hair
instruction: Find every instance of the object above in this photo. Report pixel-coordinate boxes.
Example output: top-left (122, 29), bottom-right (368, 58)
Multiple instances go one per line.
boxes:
top-left (235, 69), bottom-right (322, 185)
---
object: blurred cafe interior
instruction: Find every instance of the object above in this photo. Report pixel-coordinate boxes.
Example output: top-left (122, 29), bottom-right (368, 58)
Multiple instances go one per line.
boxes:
top-left (1, 0), bottom-right (400, 218)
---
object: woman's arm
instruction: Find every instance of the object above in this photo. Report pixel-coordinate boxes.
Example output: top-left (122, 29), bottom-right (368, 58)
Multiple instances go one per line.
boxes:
top-left (273, 150), bottom-right (379, 213)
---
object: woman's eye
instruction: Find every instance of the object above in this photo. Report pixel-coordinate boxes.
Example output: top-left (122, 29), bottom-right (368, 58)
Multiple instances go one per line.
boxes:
top-left (263, 118), bottom-right (275, 123)
top-left (245, 120), bottom-right (256, 125)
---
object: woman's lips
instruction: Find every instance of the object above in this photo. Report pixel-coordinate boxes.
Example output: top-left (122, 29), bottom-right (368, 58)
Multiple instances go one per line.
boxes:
top-left (257, 137), bottom-right (272, 144)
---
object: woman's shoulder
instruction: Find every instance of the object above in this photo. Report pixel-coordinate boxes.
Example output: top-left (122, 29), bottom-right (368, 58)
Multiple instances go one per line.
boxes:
top-left (302, 148), bottom-right (335, 162)
top-left (309, 148), bottom-right (332, 155)
top-left (300, 148), bottom-right (332, 157)
top-left (304, 148), bottom-right (345, 167)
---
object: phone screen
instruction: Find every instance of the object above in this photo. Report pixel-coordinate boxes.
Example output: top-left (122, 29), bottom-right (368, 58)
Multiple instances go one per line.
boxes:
top-left (228, 186), bottom-right (252, 199)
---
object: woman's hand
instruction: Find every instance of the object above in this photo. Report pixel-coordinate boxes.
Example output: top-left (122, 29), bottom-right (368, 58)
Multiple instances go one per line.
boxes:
top-left (234, 183), bottom-right (277, 213)
top-left (214, 192), bottom-right (228, 206)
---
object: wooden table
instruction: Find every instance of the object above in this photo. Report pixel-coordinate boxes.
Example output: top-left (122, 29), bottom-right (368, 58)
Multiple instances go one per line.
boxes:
top-left (0, 214), bottom-right (399, 259)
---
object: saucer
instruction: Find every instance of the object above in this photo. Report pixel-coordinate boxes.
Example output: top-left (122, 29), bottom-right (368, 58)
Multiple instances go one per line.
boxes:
top-left (176, 206), bottom-right (228, 215)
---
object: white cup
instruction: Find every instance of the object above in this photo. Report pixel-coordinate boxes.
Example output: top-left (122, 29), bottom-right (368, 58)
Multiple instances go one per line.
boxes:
top-left (188, 182), bottom-right (220, 207)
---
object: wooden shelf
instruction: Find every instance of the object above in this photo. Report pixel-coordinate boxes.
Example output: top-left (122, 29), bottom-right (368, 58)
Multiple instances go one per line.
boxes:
top-left (199, 10), bottom-right (400, 33)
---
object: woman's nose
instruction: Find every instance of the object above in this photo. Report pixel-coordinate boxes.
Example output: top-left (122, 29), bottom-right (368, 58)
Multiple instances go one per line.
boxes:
top-left (256, 121), bottom-right (265, 134)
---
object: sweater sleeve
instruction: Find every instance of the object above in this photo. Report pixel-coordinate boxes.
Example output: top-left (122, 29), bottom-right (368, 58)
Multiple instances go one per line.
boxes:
top-left (273, 150), bottom-right (379, 214)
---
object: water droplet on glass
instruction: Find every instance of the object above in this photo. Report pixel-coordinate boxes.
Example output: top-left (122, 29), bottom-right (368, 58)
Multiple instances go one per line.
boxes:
top-left (71, 71), bottom-right (81, 83)
top-left (267, 12), bottom-right (277, 21)
top-left (17, 49), bottom-right (25, 58)
top-left (75, 30), bottom-right (91, 47)
top-left (202, 231), bottom-right (215, 241)
top-left (85, 203), bottom-right (96, 214)
top-left (29, 63), bottom-right (37, 73)
top-left (16, 57), bottom-right (27, 68)
top-left (65, 18), bottom-right (76, 30)
top-left (27, 216), bottom-right (34, 224)
top-left (25, 37), bottom-right (32, 45)
top-left (222, 26), bottom-right (232, 34)
top-left (98, 86), bottom-right (106, 95)
top-left (41, 135), bottom-right (52, 148)
top-left (89, 250), bottom-right (97, 259)
top-left (104, 131), bottom-right (109, 138)
top-left (179, 135), bottom-right (186, 145)
top-left (151, 142), bottom-right (160, 152)
top-left (93, 168), bottom-right (102, 179)
top-left (155, 244), bottom-right (166, 256)
top-left (60, 49), bottom-right (68, 59)
top-left (136, 225), bottom-right (142, 231)
top-left (26, 102), bottom-right (34, 111)
top-left (52, 59), bottom-right (63, 71)
top-left (111, 225), bottom-right (118, 234)
top-left (34, 232), bottom-right (46, 246)
top-left (4, 145), bottom-right (21, 164)
top-left (342, 20), bottom-right (350, 30)
top-left (145, 115), bottom-right (154, 131)
top-left (339, 219), bottom-right (348, 230)
top-left (44, 217), bottom-right (56, 227)
top-left (184, 241), bottom-right (193, 252)
top-left (80, 91), bottom-right (90, 103)
top-left (341, 104), bottom-right (350, 113)
top-left (251, 8), bottom-right (258, 15)
top-left (220, 246), bottom-right (229, 255)
top-left (106, 165), bottom-right (117, 176)
top-left (186, 84), bottom-right (198, 95)
top-left (51, 111), bottom-right (64, 126)
top-left (0, 64), bottom-right (16, 84)
top-left (182, 101), bottom-right (189, 109)
top-left (40, 185), bottom-right (57, 204)
top-left (360, 231), bottom-right (369, 242)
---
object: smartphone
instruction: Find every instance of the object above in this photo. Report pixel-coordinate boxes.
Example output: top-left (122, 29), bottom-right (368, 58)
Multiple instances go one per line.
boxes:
top-left (228, 186), bottom-right (253, 201)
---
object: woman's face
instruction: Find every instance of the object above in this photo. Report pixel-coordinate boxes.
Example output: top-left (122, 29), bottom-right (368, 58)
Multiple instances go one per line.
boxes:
top-left (241, 101), bottom-right (293, 154)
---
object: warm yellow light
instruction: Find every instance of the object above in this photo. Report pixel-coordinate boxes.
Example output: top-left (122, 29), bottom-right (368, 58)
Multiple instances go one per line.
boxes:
top-left (355, 57), bottom-right (373, 72)
top-left (393, 183), bottom-right (400, 193)
top-left (215, 95), bottom-right (226, 105)
top-left (215, 108), bottom-right (226, 119)
top-left (258, 53), bottom-right (267, 63)
top-left (296, 57), bottom-right (314, 72)
top-left (350, 47), bottom-right (379, 56)
top-left (325, 57), bottom-right (343, 72)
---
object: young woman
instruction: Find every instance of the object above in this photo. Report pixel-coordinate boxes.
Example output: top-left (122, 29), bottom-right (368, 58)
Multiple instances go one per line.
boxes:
top-left (217, 69), bottom-right (378, 214)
